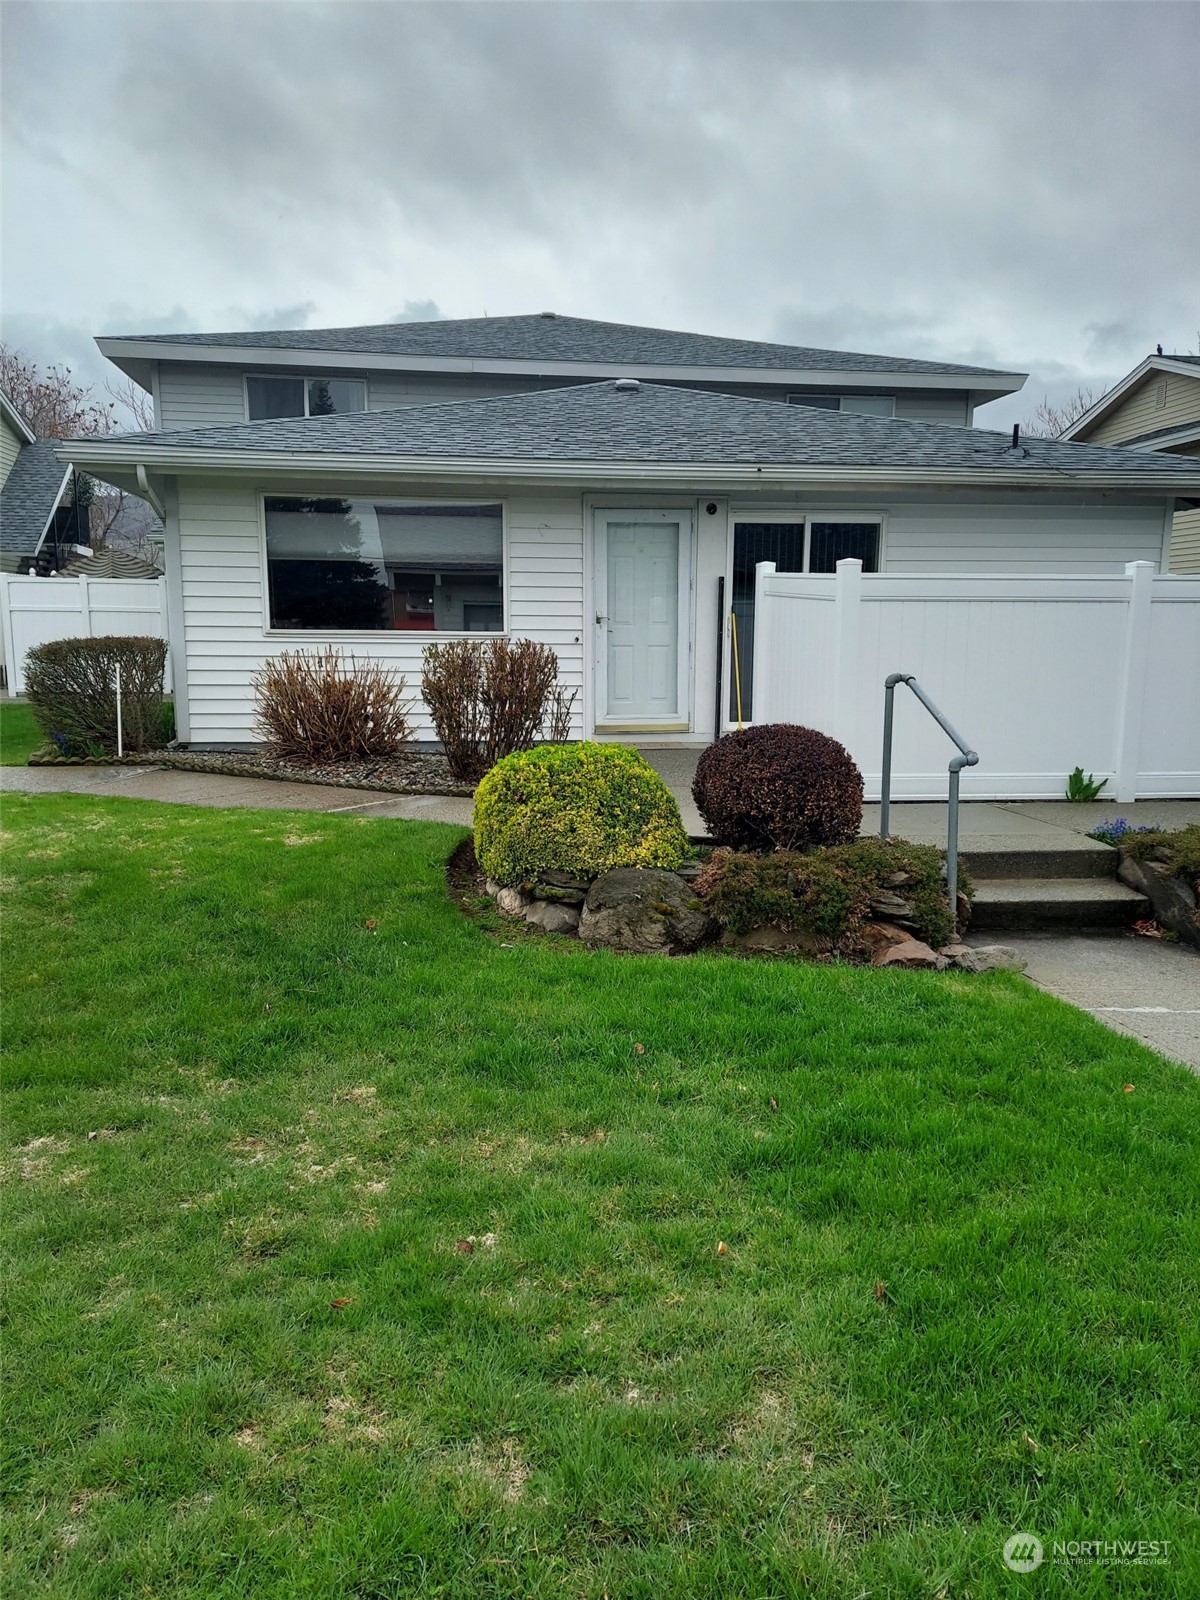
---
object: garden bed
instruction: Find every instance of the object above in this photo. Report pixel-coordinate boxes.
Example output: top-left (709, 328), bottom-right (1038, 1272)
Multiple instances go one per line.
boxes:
top-left (26, 744), bottom-right (473, 796)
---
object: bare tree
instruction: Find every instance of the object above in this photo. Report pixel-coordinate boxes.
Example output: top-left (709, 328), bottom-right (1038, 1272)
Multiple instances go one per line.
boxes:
top-left (0, 343), bottom-right (116, 437)
top-left (1, 342), bottom-right (159, 560)
top-left (1021, 386), bottom-right (1097, 439)
top-left (105, 373), bottom-right (156, 433)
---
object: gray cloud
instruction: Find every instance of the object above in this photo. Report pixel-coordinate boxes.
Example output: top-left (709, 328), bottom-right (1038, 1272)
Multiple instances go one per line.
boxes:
top-left (2, 1), bottom-right (1197, 419)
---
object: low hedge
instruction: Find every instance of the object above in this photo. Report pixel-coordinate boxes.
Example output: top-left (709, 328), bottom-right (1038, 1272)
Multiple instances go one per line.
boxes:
top-left (474, 743), bottom-right (689, 886)
top-left (25, 636), bottom-right (168, 757)
top-left (695, 837), bottom-right (964, 954)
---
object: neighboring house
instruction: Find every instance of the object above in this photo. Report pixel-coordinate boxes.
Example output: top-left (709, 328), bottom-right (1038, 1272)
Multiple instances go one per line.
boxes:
top-left (1061, 352), bottom-right (1200, 574)
top-left (67, 314), bottom-right (1200, 749)
top-left (0, 390), bottom-right (89, 575)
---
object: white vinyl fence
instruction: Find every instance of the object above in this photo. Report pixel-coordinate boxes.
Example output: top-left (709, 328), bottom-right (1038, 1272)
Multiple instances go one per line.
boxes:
top-left (1, 572), bottom-right (171, 695)
top-left (751, 559), bottom-right (1200, 801)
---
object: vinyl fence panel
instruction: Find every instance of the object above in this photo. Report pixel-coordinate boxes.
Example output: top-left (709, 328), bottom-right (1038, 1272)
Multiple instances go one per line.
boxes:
top-left (752, 560), bottom-right (1200, 801)
top-left (1, 573), bottom-right (171, 695)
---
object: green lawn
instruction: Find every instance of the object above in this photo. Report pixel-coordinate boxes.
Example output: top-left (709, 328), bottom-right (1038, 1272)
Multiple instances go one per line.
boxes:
top-left (0, 700), bottom-right (42, 765)
top-left (2, 795), bottom-right (1198, 1598)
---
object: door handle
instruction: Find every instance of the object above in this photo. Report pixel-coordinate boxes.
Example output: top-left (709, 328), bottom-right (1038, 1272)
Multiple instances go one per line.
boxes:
top-left (595, 614), bottom-right (607, 624)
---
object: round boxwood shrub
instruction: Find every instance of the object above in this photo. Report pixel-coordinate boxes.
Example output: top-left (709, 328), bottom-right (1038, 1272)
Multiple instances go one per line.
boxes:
top-left (474, 742), bottom-right (689, 886)
top-left (692, 723), bottom-right (863, 851)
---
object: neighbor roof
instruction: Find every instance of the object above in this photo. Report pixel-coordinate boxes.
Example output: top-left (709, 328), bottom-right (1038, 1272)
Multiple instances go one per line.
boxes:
top-left (99, 313), bottom-right (1026, 386)
top-left (0, 439), bottom-right (73, 555)
top-left (1061, 353), bottom-right (1200, 441)
top-left (63, 381), bottom-right (1200, 489)
top-left (1, 389), bottom-right (37, 447)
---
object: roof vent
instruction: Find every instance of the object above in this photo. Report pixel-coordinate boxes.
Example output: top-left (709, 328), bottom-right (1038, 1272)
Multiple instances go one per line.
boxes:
top-left (539, 310), bottom-right (557, 318)
top-left (614, 378), bottom-right (641, 392)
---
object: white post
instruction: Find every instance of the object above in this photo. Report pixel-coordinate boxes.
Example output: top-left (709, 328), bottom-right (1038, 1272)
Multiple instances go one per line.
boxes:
top-left (115, 662), bottom-right (123, 758)
top-left (158, 577), bottom-right (172, 693)
top-left (750, 560), bottom-right (777, 724)
top-left (833, 558), bottom-right (863, 756)
top-left (79, 571), bottom-right (92, 637)
top-left (1113, 560), bottom-right (1154, 802)
top-left (0, 575), bottom-right (15, 694)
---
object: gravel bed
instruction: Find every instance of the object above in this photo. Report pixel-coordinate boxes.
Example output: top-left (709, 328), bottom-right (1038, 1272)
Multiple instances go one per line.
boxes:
top-left (28, 746), bottom-right (472, 797)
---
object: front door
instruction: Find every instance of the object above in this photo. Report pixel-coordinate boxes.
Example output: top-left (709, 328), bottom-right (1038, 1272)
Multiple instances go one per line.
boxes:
top-left (594, 510), bottom-right (691, 728)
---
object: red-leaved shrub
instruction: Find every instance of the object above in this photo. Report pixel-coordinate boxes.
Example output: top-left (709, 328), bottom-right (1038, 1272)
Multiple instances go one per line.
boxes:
top-left (692, 724), bottom-right (863, 850)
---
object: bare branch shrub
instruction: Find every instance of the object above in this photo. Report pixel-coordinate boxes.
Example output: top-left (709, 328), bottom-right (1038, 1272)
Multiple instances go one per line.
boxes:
top-left (25, 636), bottom-right (168, 755)
top-left (254, 649), bottom-right (413, 763)
top-left (422, 638), bottom-right (573, 782)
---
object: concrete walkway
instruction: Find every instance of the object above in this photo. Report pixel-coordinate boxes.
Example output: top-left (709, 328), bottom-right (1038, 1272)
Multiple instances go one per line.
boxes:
top-left (0, 763), bottom-right (475, 825)
top-left (997, 932), bottom-right (1200, 1073)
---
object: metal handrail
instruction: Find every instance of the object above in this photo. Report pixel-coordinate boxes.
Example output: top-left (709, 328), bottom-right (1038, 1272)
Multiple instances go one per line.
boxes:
top-left (879, 673), bottom-right (979, 926)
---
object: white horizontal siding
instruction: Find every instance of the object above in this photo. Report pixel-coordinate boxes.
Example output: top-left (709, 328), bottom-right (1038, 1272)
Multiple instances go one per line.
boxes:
top-left (158, 366), bottom-right (247, 429)
top-left (369, 374), bottom-right (568, 409)
top-left (0, 416), bottom-right (23, 486)
top-left (173, 478), bottom-right (585, 744)
top-left (883, 500), bottom-right (1165, 573)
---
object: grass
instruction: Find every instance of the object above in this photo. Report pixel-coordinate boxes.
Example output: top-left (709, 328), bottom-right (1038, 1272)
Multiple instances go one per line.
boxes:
top-left (0, 700), bottom-right (42, 765)
top-left (2, 794), bottom-right (1198, 1598)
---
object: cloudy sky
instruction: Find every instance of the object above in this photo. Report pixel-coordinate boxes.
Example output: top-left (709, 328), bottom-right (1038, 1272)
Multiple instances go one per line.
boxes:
top-left (2, 0), bottom-right (1197, 428)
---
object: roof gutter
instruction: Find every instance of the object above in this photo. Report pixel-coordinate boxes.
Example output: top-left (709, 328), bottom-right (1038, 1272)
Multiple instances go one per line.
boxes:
top-left (56, 441), bottom-right (1200, 494)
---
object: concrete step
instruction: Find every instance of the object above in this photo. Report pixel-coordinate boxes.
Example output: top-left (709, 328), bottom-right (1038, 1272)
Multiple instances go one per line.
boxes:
top-left (959, 841), bottom-right (1118, 881)
top-left (970, 877), bottom-right (1151, 932)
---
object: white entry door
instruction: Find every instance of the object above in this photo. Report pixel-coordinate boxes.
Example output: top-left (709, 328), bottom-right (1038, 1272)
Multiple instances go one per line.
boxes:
top-left (594, 510), bottom-right (691, 728)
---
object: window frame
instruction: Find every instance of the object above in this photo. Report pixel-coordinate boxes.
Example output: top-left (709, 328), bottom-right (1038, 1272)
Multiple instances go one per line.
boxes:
top-left (785, 392), bottom-right (897, 419)
top-left (243, 373), bottom-right (368, 422)
top-left (256, 491), bottom-right (510, 639)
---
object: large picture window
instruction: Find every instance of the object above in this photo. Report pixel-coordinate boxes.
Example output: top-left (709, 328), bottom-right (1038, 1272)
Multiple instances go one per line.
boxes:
top-left (729, 517), bottom-right (881, 719)
top-left (247, 376), bottom-right (367, 421)
top-left (264, 497), bottom-right (504, 633)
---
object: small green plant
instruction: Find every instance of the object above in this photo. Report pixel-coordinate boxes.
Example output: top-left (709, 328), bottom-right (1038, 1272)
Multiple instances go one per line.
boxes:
top-left (474, 742), bottom-right (688, 885)
top-left (1066, 766), bottom-right (1108, 802)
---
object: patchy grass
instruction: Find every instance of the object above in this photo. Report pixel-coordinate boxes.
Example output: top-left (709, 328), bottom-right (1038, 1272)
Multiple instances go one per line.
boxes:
top-left (0, 700), bottom-right (42, 765)
top-left (2, 793), bottom-right (1198, 1599)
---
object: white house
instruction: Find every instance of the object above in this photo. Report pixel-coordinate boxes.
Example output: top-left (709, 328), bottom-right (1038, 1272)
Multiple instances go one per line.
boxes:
top-left (67, 315), bottom-right (1200, 758)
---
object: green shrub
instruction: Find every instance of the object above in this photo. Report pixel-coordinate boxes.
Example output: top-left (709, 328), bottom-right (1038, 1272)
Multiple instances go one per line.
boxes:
top-left (692, 724), bottom-right (863, 851)
top-left (474, 742), bottom-right (689, 886)
top-left (25, 636), bottom-right (168, 756)
top-left (695, 838), bottom-right (965, 954)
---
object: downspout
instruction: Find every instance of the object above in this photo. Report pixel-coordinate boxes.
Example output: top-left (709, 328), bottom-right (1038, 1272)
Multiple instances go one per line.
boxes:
top-left (136, 463), bottom-right (166, 520)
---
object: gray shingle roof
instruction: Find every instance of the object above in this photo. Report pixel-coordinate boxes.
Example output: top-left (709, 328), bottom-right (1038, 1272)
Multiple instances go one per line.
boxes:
top-left (89, 380), bottom-right (1200, 481)
top-left (0, 439), bottom-right (71, 555)
top-left (107, 312), bottom-right (1022, 380)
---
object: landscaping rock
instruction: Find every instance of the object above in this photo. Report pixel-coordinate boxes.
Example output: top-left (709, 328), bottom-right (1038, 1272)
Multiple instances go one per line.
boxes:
top-left (579, 868), bottom-right (714, 954)
top-left (938, 941), bottom-right (973, 962)
top-left (495, 887), bottom-right (531, 918)
top-left (525, 900), bottom-right (581, 935)
top-left (868, 891), bottom-right (914, 920)
top-left (720, 923), bottom-right (819, 954)
top-left (485, 879), bottom-right (502, 897)
top-left (953, 945), bottom-right (1027, 974)
top-left (875, 938), bottom-right (946, 970)
top-left (1118, 856), bottom-right (1200, 947)
top-left (529, 875), bottom-right (588, 906)
top-left (862, 921), bottom-right (914, 960)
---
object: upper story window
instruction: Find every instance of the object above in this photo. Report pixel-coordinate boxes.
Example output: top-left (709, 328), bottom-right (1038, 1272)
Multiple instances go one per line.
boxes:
top-left (787, 393), bottom-right (896, 419)
top-left (264, 496), bottom-right (504, 633)
top-left (246, 375), bottom-right (367, 421)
